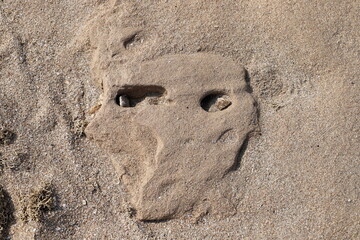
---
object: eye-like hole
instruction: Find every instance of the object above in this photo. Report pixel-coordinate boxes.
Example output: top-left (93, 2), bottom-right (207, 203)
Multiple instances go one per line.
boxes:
top-left (200, 92), bottom-right (232, 112)
top-left (123, 32), bottom-right (143, 49)
top-left (115, 85), bottom-right (166, 107)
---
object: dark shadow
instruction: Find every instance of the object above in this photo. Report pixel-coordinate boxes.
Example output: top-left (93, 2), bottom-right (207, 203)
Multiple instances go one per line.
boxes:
top-left (244, 69), bottom-right (253, 93)
top-left (254, 100), bottom-right (261, 125)
top-left (245, 68), bottom-right (261, 127)
top-left (0, 188), bottom-right (15, 239)
top-left (224, 136), bottom-right (250, 175)
top-left (138, 209), bottom-right (172, 223)
top-left (142, 218), bottom-right (170, 224)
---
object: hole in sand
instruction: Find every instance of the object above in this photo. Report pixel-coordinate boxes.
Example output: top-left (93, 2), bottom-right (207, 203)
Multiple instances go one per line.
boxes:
top-left (200, 93), bottom-right (232, 112)
top-left (115, 85), bottom-right (166, 107)
top-left (123, 33), bottom-right (143, 49)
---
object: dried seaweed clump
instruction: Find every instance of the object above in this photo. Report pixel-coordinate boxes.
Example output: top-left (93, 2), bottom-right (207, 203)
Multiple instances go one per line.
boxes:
top-left (0, 186), bottom-right (10, 236)
top-left (0, 128), bottom-right (16, 145)
top-left (20, 184), bottom-right (56, 222)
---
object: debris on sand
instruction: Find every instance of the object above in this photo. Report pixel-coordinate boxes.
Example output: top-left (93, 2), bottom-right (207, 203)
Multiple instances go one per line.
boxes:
top-left (19, 183), bottom-right (56, 222)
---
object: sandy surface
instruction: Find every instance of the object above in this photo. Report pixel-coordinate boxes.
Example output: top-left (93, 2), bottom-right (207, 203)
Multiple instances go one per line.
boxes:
top-left (0, 0), bottom-right (359, 239)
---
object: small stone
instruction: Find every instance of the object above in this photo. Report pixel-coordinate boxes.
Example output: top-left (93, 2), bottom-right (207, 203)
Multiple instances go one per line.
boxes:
top-left (215, 96), bottom-right (232, 111)
top-left (207, 95), bottom-right (232, 112)
top-left (118, 95), bottom-right (130, 107)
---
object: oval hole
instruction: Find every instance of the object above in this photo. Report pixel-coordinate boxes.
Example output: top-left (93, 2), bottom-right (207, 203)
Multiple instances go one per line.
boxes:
top-left (200, 93), bottom-right (232, 112)
top-left (115, 85), bottom-right (166, 107)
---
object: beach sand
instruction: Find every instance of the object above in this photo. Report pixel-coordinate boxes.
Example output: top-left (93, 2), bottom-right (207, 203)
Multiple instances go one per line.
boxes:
top-left (0, 1), bottom-right (359, 239)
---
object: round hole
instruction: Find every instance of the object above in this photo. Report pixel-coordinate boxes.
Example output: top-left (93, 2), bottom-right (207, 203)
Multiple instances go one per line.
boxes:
top-left (200, 93), bottom-right (232, 112)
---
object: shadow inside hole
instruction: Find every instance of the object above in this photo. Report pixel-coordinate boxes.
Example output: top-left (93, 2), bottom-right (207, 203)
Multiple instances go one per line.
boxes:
top-left (200, 93), bottom-right (232, 112)
top-left (123, 32), bottom-right (142, 49)
top-left (115, 85), bottom-right (166, 107)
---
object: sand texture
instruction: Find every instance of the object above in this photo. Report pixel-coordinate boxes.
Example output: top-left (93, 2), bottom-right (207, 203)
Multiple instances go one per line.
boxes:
top-left (0, 0), bottom-right (359, 239)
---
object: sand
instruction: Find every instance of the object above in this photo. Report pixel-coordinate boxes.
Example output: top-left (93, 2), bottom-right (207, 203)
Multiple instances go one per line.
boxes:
top-left (0, 0), bottom-right (359, 239)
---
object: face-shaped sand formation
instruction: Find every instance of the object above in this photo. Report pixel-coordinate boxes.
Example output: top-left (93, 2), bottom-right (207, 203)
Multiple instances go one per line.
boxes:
top-left (86, 53), bottom-right (257, 220)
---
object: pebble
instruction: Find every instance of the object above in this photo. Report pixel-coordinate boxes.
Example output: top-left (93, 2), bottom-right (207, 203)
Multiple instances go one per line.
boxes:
top-left (215, 97), bottom-right (232, 110)
top-left (118, 95), bottom-right (130, 107)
